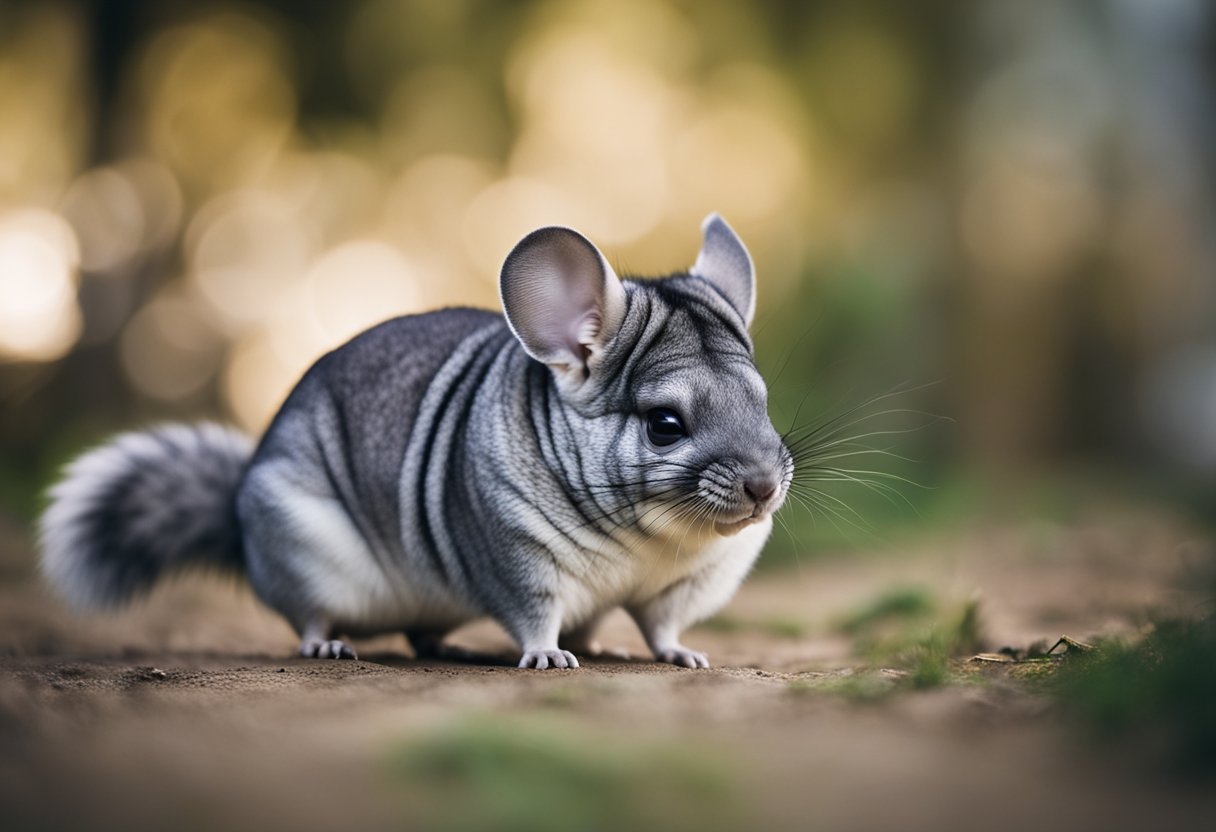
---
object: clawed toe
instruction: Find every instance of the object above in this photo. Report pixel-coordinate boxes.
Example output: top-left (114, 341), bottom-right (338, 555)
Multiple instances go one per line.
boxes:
top-left (518, 649), bottom-right (580, 670)
top-left (656, 647), bottom-right (709, 668)
top-left (299, 638), bottom-right (357, 660)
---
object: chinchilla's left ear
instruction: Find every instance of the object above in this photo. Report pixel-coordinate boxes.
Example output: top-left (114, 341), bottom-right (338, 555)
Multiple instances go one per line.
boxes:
top-left (499, 225), bottom-right (627, 390)
top-left (690, 213), bottom-right (755, 328)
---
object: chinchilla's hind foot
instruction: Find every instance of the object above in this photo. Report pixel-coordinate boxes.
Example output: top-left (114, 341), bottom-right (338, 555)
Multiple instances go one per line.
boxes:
top-left (297, 620), bottom-right (357, 660)
top-left (299, 638), bottom-right (357, 660)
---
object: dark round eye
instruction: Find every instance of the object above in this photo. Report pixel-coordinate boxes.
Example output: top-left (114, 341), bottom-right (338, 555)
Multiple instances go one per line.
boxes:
top-left (645, 408), bottom-right (687, 447)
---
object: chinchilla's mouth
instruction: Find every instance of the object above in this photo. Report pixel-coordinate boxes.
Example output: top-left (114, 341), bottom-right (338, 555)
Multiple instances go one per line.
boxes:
top-left (712, 504), bottom-right (768, 537)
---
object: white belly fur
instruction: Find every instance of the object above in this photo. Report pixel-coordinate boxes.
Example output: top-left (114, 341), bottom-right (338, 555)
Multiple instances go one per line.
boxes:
top-left (554, 515), bottom-right (772, 627)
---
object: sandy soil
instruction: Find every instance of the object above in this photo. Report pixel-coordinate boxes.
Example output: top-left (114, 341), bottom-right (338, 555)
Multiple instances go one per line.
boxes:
top-left (1, 505), bottom-right (1213, 832)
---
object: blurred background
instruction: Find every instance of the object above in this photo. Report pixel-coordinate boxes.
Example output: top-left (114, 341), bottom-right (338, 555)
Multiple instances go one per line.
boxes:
top-left (0, 0), bottom-right (1213, 551)
top-left (3, 5), bottom-right (1216, 829)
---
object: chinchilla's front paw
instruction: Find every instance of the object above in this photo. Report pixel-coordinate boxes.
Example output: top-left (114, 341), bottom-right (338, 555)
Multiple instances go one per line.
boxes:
top-left (655, 646), bottom-right (710, 669)
top-left (518, 648), bottom-right (580, 670)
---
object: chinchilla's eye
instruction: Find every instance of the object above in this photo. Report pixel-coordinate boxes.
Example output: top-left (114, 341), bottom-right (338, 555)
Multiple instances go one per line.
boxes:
top-left (645, 408), bottom-right (687, 447)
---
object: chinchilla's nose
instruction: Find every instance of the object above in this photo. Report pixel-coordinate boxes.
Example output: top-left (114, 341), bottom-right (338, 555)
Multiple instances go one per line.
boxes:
top-left (743, 473), bottom-right (780, 504)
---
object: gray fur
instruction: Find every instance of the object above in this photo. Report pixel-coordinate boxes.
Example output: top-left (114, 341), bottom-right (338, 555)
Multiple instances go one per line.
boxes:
top-left (40, 214), bottom-right (792, 669)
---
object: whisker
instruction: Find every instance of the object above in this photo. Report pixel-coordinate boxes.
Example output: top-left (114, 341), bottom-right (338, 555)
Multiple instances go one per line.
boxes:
top-left (792, 472), bottom-right (918, 513)
top-left (788, 483), bottom-right (871, 527)
top-left (788, 424), bottom-right (941, 460)
top-left (781, 383), bottom-right (925, 441)
top-left (789, 446), bottom-right (921, 465)
top-left (781, 380), bottom-right (948, 450)
top-left (784, 489), bottom-right (853, 541)
top-left (772, 509), bottom-right (804, 578)
top-left (796, 465), bottom-right (929, 489)
top-left (787, 486), bottom-right (883, 543)
top-left (786, 412), bottom-right (948, 452)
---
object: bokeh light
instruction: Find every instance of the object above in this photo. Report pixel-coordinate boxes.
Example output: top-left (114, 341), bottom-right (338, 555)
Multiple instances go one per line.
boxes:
top-left (118, 285), bottom-right (223, 402)
top-left (0, 209), bottom-right (82, 363)
top-left (186, 189), bottom-right (315, 333)
top-left (137, 12), bottom-right (296, 195)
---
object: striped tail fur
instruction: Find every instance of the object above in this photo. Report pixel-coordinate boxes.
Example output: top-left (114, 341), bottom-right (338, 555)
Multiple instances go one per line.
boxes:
top-left (38, 423), bottom-right (254, 609)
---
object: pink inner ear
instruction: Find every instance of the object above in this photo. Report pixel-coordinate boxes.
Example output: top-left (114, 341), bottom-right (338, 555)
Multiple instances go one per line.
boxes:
top-left (573, 311), bottom-right (601, 348)
top-left (500, 225), bottom-right (626, 372)
top-left (528, 281), bottom-right (598, 362)
top-left (568, 311), bottom-right (601, 368)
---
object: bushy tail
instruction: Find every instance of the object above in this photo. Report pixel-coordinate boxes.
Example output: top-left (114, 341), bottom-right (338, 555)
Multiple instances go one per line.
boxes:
top-left (39, 423), bottom-right (254, 609)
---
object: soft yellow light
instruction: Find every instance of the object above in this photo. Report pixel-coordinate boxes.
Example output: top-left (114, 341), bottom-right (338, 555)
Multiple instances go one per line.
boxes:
top-left (381, 154), bottom-right (498, 304)
top-left (119, 287), bottom-right (223, 402)
top-left (59, 166), bottom-right (146, 273)
top-left (462, 177), bottom-right (577, 277)
top-left (0, 5), bottom-right (88, 204)
top-left (138, 13), bottom-right (295, 192)
top-left (186, 189), bottom-right (314, 333)
top-left (262, 151), bottom-right (380, 244)
top-left (0, 208), bottom-right (82, 363)
top-left (672, 100), bottom-right (805, 223)
top-left (304, 240), bottom-right (421, 347)
top-left (380, 66), bottom-right (506, 163)
top-left (506, 32), bottom-right (673, 246)
top-left (120, 158), bottom-right (185, 253)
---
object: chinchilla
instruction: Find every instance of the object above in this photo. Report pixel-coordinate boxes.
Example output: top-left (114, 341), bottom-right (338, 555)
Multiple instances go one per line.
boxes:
top-left (39, 213), bottom-right (792, 669)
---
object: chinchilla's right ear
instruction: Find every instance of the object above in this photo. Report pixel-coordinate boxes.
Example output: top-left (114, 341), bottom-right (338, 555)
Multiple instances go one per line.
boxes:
top-left (500, 226), bottom-right (626, 390)
top-left (690, 213), bottom-right (755, 328)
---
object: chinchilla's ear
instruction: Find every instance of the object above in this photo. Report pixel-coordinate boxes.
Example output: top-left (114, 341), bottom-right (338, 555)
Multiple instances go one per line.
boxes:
top-left (500, 226), bottom-right (626, 386)
top-left (690, 213), bottom-right (755, 328)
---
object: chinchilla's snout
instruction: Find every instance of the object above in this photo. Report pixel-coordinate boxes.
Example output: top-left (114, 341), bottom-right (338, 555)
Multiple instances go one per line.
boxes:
top-left (739, 441), bottom-right (792, 516)
top-left (701, 430), bottom-right (792, 535)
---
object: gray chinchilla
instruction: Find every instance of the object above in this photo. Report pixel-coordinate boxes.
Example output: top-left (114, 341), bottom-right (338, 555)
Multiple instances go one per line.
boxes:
top-left (39, 213), bottom-right (792, 669)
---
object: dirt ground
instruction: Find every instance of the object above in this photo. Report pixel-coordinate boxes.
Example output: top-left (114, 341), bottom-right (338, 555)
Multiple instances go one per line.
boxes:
top-left (1, 504), bottom-right (1214, 832)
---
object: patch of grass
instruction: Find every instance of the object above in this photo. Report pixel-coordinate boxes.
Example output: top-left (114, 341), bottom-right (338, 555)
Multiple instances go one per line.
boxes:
top-left (1006, 659), bottom-right (1061, 681)
top-left (384, 715), bottom-right (740, 832)
top-left (837, 588), bottom-right (984, 691)
top-left (836, 586), bottom-right (935, 634)
top-left (1051, 615), bottom-right (1216, 773)
top-left (782, 591), bottom-right (985, 702)
top-left (906, 640), bottom-right (950, 689)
